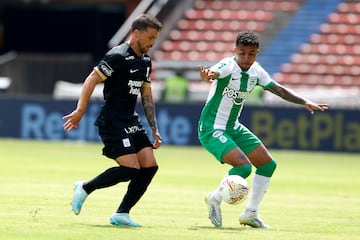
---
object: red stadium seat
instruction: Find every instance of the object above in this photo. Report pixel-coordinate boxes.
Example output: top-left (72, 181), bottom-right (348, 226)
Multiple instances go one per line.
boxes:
top-left (274, 73), bottom-right (360, 86)
top-left (177, 19), bottom-right (266, 32)
top-left (291, 53), bottom-right (360, 65)
top-left (328, 13), bottom-right (360, 24)
top-left (310, 33), bottom-right (360, 45)
top-left (185, 9), bottom-right (273, 21)
top-left (194, 0), bottom-right (302, 12)
top-left (320, 23), bottom-right (360, 35)
top-left (300, 43), bottom-right (360, 55)
top-left (337, 3), bottom-right (360, 13)
top-left (154, 0), bottom-right (301, 62)
top-left (153, 50), bottom-right (231, 61)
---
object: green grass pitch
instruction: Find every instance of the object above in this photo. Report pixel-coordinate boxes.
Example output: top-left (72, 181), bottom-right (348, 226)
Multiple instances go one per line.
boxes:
top-left (0, 139), bottom-right (359, 240)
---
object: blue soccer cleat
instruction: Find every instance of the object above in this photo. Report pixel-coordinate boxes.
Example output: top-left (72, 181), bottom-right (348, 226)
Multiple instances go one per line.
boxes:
top-left (71, 181), bottom-right (88, 215)
top-left (110, 213), bottom-right (142, 227)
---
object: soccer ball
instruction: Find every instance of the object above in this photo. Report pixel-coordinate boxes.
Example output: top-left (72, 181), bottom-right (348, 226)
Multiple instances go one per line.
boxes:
top-left (219, 175), bottom-right (249, 205)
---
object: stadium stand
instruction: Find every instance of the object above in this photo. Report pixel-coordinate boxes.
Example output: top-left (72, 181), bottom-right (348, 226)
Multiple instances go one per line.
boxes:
top-left (153, 0), bottom-right (304, 62)
top-left (152, 0), bottom-right (305, 102)
top-left (0, 0), bottom-right (358, 107)
top-left (151, 0), bottom-right (359, 107)
top-left (266, 0), bottom-right (360, 107)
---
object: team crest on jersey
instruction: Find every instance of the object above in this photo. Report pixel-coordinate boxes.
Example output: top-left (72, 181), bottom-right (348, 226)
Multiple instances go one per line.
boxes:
top-left (248, 77), bottom-right (258, 89)
top-left (99, 61), bottom-right (114, 77)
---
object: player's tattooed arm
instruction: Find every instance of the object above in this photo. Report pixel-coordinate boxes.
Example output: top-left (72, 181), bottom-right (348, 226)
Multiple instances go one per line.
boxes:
top-left (268, 82), bottom-right (328, 114)
top-left (141, 86), bottom-right (162, 147)
top-left (141, 94), bottom-right (157, 132)
top-left (268, 82), bottom-right (308, 105)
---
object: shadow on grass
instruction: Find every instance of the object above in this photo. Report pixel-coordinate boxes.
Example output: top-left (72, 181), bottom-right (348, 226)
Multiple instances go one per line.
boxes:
top-left (188, 225), bottom-right (248, 232)
top-left (73, 223), bottom-right (249, 232)
top-left (73, 223), bottom-right (145, 230)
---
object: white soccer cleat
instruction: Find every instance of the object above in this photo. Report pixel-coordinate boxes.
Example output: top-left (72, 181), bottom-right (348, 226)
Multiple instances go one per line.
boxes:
top-left (239, 208), bottom-right (271, 229)
top-left (205, 192), bottom-right (222, 227)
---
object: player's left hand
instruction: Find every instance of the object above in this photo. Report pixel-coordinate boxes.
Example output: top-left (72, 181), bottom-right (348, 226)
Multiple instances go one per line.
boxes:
top-left (152, 132), bottom-right (162, 149)
top-left (305, 101), bottom-right (329, 114)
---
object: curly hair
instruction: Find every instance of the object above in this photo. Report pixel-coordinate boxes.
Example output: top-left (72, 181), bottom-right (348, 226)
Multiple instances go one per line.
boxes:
top-left (235, 31), bottom-right (259, 48)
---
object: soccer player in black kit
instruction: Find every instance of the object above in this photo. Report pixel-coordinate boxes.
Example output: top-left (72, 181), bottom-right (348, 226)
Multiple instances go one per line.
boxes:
top-left (63, 14), bottom-right (163, 227)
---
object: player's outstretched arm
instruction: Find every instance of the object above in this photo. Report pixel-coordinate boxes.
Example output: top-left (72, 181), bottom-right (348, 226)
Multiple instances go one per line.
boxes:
top-left (268, 82), bottom-right (329, 114)
top-left (63, 70), bottom-right (103, 131)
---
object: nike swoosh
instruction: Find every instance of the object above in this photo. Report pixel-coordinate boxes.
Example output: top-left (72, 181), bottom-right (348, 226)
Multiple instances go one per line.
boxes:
top-left (130, 69), bottom-right (139, 73)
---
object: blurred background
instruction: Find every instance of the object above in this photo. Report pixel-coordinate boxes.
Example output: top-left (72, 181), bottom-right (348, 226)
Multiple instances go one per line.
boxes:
top-left (0, 0), bottom-right (359, 151)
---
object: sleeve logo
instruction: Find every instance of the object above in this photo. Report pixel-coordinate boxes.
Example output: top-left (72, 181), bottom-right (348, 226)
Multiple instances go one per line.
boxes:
top-left (99, 61), bottom-right (114, 77)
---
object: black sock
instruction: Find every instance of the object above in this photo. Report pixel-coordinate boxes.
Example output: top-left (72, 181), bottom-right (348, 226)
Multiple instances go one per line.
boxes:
top-left (83, 166), bottom-right (140, 194)
top-left (116, 166), bottom-right (158, 213)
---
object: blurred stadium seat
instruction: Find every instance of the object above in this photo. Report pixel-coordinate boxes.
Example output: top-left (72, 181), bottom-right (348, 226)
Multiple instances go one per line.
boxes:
top-left (154, 0), bottom-right (303, 62)
top-left (270, 0), bottom-right (360, 107)
top-left (0, 0), bottom-right (358, 107)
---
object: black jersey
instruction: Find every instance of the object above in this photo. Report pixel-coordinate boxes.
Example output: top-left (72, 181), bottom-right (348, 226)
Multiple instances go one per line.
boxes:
top-left (95, 43), bottom-right (152, 128)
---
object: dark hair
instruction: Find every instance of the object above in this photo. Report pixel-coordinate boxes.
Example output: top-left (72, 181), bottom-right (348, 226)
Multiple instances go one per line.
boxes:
top-left (131, 14), bottom-right (163, 32)
top-left (235, 31), bottom-right (259, 48)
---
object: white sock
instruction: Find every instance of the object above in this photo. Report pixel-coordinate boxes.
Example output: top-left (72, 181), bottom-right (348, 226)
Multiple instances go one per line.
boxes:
top-left (211, 173), bottom-right (229, 202)
top-left (210, 188), bottom-right (222, 202)
top-left (245, 173), bottom-right (271, 212)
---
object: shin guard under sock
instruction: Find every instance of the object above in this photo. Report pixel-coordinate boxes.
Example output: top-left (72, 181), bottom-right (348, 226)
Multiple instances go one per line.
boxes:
top-left (83, 166), bottom-right (140, 194)
top-left (117, 166), bottom-right (158, 213)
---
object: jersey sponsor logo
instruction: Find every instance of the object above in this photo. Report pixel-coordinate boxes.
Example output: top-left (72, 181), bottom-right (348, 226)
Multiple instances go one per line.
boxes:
top-left (99, 61), bottom-right (114, 77)
top-left (128, 80), bottom-right (143, 95)
top-left (124, 125), bottom-right (144, 134)
top-left (222, 86), bottom-right (248, 106)
top-left (128, 80), bottom-right (142, 88)
top-left (130, 69), bottom-right (139, 73)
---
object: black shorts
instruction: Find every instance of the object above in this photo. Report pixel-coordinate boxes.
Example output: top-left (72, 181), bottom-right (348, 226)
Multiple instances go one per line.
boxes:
top-left (97, 124), bottom-right (153, 160)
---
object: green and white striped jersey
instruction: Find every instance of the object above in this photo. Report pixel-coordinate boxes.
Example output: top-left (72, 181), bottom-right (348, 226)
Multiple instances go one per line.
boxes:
top-left (199, 56), bottom-right (275, 131)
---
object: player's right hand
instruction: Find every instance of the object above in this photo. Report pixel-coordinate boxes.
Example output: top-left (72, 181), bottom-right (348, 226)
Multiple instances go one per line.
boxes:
top-left (198, 65), bottom-right (217, 82)
top-left (62, 110), bottom-right (82, 131)
top-left (152, 131), bottom-right (162, 149)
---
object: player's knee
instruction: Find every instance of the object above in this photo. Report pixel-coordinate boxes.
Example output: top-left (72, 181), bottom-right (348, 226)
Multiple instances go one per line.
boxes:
top-left (255, 159), bottom-right (277, 177)
top-left (229, 164), bottom-right (252, 178)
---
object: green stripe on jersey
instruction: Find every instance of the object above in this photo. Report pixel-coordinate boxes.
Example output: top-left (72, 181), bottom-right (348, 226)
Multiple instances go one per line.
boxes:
top-left (240, 71), bottom-right (249, 91)
top-left (199, 75), bottom-right (232, 129)
top-left (226, 71), bottom-right (249, 130)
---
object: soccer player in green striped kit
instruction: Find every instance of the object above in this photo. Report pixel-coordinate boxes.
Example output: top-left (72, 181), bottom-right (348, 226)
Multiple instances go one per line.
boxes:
top-left (198, 31), bottom-right (328, 228)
